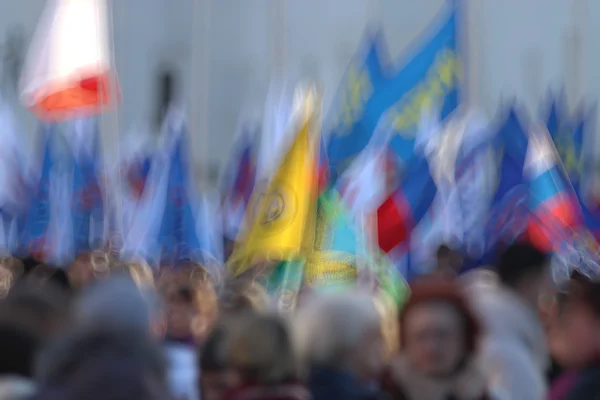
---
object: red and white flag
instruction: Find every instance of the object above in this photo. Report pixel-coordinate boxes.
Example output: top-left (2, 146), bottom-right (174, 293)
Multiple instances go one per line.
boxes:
top-left (20, 0), bottom-right (117, 121)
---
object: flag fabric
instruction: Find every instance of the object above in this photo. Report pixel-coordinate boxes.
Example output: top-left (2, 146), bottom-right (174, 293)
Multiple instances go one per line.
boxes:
top-left (375, 108), bottom-right (441, 254)
top-left (545, 99), bottom-right (600, 239)
top-left (64, 118), bottom-right (105, 253)
top-left (228, 91), bottom-right (320, 277)
top-left (18, 125), bottom-right (56, 260)
top-left (467, 108), bottom-right (529, 268)
top-left (220, 122), bottom-right (259, 240)
top-left (0, 96), bottom-right (29, 254)
top-left (157, 108), bottom-right (209, 265)
top-left (327, 1), bottom-right (460, 178)
top-left (119, 136), bottom-right (170, 266)
top-left (326, 29), bottom-right (388, 178)
top-left (524, 125), bottom-right (581, 251)
top-left (20, 0), bottom-right (118, 121)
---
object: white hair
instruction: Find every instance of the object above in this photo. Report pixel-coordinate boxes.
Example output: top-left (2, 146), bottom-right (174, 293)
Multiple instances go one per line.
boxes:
top-left (73, 274), bottom-right (162, 335)
top-left (292, 292), bottom-right (381, 367)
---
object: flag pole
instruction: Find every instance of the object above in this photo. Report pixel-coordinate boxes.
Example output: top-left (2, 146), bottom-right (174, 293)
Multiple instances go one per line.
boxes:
top-left (104, 0), bottom-right (123, 257)
top-left (192, 0), bottom-right (211, 190)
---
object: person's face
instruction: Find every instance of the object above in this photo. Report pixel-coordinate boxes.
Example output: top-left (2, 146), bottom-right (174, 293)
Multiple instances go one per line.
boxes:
top-left (166, 289), bottom-right (196, 339)
top-left (200, 371), bottom-right (233, 400)
top-left (552, 301), bottom-right (600, 369)
top-left (403, 302), bottom-right (465, 377)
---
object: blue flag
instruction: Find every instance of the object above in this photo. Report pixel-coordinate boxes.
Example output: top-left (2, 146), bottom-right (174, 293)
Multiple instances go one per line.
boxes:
top-left (19, 125), bottom-right (55, 259)
top-left (326, 30), bottom-right (387, 179)
top-left (468, 108), bottom-right (529, 267)
top-left (327, 1), bottom-right (461, 179)
top-left (69, 119), bottom-right (104, 253)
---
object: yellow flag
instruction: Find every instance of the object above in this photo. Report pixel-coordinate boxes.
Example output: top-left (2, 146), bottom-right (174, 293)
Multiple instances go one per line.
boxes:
top-left (229, 95), bottom-right (319, 277)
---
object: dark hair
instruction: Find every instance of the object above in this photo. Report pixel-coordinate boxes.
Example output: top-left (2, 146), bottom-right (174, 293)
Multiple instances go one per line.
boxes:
top-left (199, 325), bottom-right (227, 372)
top-left (399, 280), bottom-right (481, 357)
top-left (0, 321), bottom-right (42, 377)
top-left (436, 244), bottom-right (453, 259)
top-left (566, 278), bottom-right (600, 319)
top-left (496, 242), bottom-right (549, 287)
top-left (1, 281), bottom-right (70, 335)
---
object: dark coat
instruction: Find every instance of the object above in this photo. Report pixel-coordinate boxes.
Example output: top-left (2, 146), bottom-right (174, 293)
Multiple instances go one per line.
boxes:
top-left (308, 366), bottom-right (380, 400)
top-left (565, 363), bottom-right (600, 400)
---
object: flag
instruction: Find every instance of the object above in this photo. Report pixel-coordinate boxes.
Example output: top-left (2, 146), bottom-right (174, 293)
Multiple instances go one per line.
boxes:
top-left (327, 1), bottom-right (461, 177)
top-left (157, 110), bottom-right (207, 265)
top-left (65, 118), bottom-right (105, 253)
top-left (221, 122), bottom-right (259, 240)
top-left (120, 139), bottom-right (170, 266)
top-left (326, 29), bottom-right (388, 178)
top-left (375, 107), bottom-right (442, 255)
top-left (228, 89), bottom-right (320, 276)
top-left (471, 107), bottom-right (529, 267)
top-left (381, 0), bottom-right (460, 164)
top-left (377, 156), bottom-right (437, 253)
top-left (0, 96), bottom-right (29, 254)
top-left (18, 126), bottom-right (55, 260)
top-left (20, 0), bottom-right (118, 121)
top-left (524, 125), bottom-right (581, 251)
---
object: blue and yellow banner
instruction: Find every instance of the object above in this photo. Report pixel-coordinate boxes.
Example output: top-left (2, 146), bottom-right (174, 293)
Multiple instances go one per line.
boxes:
top-left (327, 1), bottom-right (461, 177)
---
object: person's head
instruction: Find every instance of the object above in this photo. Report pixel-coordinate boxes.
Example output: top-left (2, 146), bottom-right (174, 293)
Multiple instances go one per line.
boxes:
top-left (398, 280), bottom-right (481, 378)
top-left (435, 244), bottom-right (463, 278)
top-left (158, 266), bottom-right (218, 343)
top-left (72, 274), bottom-right (163, 338)
top-left (550, 277), bottom-right (600, 369)
top-left (0, 281), bottom-right (70, 378)
top-left (219, 278), bottom-right (270, 315)
top-left (225, 312), bottom-right (300, 387)
top-left (293, 293), bottom-right (385, 381)
top-left (496, 242), bottom-right (550, 305)
top-left (35, 327), bottom-right (169, 400)
top-left (1, 280), bottom-right (70, 336)
top-left (199, 325), bottom-right (232, 400)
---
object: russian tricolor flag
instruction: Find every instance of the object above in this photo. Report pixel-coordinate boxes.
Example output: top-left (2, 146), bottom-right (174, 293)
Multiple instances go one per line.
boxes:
top-left (525, 126), bottom-right (581, 251)
top-left (377, 156), bottom-right (437, 253)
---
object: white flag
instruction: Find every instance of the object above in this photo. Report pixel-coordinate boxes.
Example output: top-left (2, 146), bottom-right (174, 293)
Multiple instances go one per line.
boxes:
top-left (20, 0), bottom-right (116, 120)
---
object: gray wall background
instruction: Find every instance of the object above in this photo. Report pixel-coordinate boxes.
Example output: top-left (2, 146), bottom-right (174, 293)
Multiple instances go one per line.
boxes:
top-left (0, 0), bottom-right (594, 185)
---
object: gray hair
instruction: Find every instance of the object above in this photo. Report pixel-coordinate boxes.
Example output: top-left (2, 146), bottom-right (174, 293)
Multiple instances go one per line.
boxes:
top-left (72, 274), bottom-right (162, 335)
top-left (292, 292), bottom-right (381, 367)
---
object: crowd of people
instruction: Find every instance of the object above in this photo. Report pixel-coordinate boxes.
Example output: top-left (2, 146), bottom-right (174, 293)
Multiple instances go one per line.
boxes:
top-left (0, 243), bottom-right (598, 400)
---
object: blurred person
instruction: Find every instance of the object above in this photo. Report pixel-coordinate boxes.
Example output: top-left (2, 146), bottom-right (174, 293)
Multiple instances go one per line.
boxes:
top-left (158, 265), bottom-right (219, 400)
top-left (380, 280), bottom-right (489, 399)
top-left (222, 312), bottom-right (308, 400)
top-left (199, 325), bottom-right (232, 400)
top-left (433, 244), bottom-right (463, 279)
top-left (547, 277), bottom-right (600, 399)
top-left (0, 281), bottom-right (70, 397)
top-left (471, 242), bottom-right (550, 400)
top-left (72, 273), bottom-right (164, 337)
top-left (0, 280), bottom-right (70, 337)
top-left (294, 293), bottom-right (385, 400)
top-left (32, 327), bottom-right (170, 400)
top-left (220, 277), bottom-right (270, 315)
